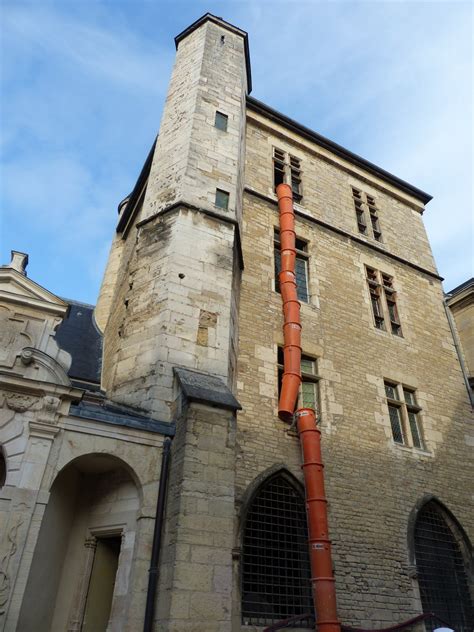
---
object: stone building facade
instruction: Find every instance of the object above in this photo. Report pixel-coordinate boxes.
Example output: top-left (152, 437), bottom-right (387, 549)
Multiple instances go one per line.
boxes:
top-left (0, 13), bottom-right (472, 632)
top-left (446, 278), bottom-right (474, 393)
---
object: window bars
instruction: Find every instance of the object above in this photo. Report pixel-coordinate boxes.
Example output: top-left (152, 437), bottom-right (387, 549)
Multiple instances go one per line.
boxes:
top-left (352, 188), bottom-right (383, 241)
top-left (366, 267), bottom-right (402, 336)
top-left (415, 501), bottom-right (473, 631)
top-left (273, 148), bottom-right (303, 201)
top-left (242, 475), bottom-right (314, 627)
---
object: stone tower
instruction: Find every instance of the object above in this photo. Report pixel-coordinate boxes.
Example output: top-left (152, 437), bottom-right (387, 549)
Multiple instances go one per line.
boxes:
top-left (96, 15), bottom-right (250, 421)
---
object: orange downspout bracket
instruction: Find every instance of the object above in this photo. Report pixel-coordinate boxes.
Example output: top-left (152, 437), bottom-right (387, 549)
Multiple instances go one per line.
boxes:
top-left (276, 183), bottom-right (341, 632)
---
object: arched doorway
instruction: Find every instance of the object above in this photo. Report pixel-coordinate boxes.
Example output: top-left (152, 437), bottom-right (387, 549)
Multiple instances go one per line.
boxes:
top-left (241, 471), bottom-right (313, 627)
top-left (18, 453), bottom-right (140, 632)
top-left (413, 499), bottom-right (473, 631)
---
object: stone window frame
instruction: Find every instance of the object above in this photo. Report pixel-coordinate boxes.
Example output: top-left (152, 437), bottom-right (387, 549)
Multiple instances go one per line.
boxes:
top-left (384, 380), bottom-right (424, 449)
top-left (239, 468), bottom-right (314, 628)
top-left (352, 187), bottom-right (383, 242)
top-left (274, 228), bottom-right (310, 303)
top-left (273, 147), bottom-right (303, 202)
top-left (365, 266), bottom-right (403, 336)
top-left (215, 188), bottom-right (230, 210)
top-left (67, 525), bottom-right (127, 631)
top-left (277, 347), bottom-right (321, 415)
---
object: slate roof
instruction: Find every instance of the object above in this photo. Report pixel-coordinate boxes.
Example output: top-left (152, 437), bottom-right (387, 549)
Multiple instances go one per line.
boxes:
top-left (55, 299), bottom-right (102, 385)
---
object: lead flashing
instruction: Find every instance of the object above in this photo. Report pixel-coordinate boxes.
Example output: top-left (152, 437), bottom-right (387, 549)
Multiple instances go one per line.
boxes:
top-left (174, 366), bottom-right (242, 411)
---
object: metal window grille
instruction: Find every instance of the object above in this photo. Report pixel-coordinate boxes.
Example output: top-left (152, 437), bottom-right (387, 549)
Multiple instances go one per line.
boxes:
top-left (242, 475), bottom-right (314, 627)
top-left (295, 257), bottom-right (309, 302)
top-left (415, 502), bottom-right (474, 631)
top-left (407, 411), bottom-right (422, 448)
top-left (388, 404), bottom-right (404, 444)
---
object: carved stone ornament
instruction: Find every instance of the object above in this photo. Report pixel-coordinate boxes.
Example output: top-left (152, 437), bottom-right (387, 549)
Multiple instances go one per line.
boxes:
top-left (0, 516), bottom-right (24, 612)
top-left (38, 395), bottom-right (61, 425)
top-left (0, 313), bottom-right (32, 369)
top-left (20, 349), bottom-right (34, 366)
top-left (5, 394), bottom-right (37, 413)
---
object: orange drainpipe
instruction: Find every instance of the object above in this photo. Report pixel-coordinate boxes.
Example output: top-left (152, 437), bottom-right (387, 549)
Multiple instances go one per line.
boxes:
top-left (276, 183), bottom-right (341, 632)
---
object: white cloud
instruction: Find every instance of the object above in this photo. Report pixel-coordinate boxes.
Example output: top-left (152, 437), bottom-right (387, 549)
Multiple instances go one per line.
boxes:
top-left (0, 1), bottom-right (472, 300)
top-left (2, 5), bottom-right (170, 92)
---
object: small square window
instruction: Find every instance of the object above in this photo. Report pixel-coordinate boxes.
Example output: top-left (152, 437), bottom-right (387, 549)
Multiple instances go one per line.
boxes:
top-left (215, 111), bottom-right (228, 132)
top-left (215, 189), bottom-right (229, 210)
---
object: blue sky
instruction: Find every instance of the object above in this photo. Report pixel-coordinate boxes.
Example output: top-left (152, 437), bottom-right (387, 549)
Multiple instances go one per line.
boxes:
top-left (1, 0), bottom-right (472, 304)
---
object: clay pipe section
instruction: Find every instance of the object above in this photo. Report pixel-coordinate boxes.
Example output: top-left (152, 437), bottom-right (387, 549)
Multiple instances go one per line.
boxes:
top-left (276, 183), bottom-right (302, 423)
top-left (296, 409), bottom-right (340, 632)
top-left (276, 183), bottom-right (340, 631)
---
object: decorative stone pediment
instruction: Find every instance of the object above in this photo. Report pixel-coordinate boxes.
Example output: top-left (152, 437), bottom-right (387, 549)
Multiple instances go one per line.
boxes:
top-left (0, 267), bottom-right (68, 318)
top-left (0, 262), bottom-right (72, 374)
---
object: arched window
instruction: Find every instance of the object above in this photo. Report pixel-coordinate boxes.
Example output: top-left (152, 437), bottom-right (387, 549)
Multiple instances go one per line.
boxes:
top-left (0, 448), bottom-right (6, 488)
top-left (242, 473), bottom-right (313, 627)
top-left (414, 500), bottom-right (473, 630)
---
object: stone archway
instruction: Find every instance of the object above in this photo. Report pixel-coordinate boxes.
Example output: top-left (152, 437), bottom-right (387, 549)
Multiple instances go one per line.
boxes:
top-left (17, 453), bottom-right (140, 632)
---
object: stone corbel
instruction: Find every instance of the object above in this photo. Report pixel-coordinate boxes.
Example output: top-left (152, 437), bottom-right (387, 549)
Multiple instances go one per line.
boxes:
top-left (28, 421), bottom-right (60, 440)
top-left (37, 395), bottom-right (61, 426)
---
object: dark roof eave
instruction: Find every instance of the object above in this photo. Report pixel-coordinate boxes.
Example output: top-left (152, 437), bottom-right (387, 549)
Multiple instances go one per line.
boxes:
top-left (116, 138), bottom-right (157, 234)
top-left (446, 277), bottom-right (474, 297)
top-left (247, 96), bottom-right (432, 206)
top-left (174, 13), bottom-right (252, 94)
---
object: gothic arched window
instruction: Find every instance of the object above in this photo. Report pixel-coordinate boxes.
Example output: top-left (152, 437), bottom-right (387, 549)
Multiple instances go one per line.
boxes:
top-left (242, 473), bottom-right (314, 627)
top-left (414, 500), bottom-right (473, 631)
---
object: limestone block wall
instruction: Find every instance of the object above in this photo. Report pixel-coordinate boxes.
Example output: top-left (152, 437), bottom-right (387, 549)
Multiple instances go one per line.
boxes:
top-left (101, 16), bottom-right (248, 416)
top-left (95, 232), bottom-right (125, 334)
top-left (234, 184), bottom-right (473, 627)
top-left (142, 19), bottom-right (249, 223)
top-left (102, 209), bottom-right (237, 420)
top-left (245, 114), bottom-right (437, 274)
top-left (156, 401), bottom-right (236, 632)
